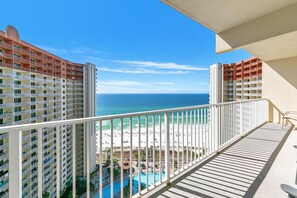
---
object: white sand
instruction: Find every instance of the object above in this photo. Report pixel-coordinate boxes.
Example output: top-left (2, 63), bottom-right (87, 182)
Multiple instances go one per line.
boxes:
top-left (96, 124), bottom-right (211, 153)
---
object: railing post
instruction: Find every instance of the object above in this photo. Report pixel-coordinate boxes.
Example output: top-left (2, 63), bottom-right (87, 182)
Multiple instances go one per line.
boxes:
top-left (164, 112), bottom-right (170, 184)
top-left (37, 128), bottom-right (43, 198)
top-left (86, 122), bottom-right (91, 198)
top-left (240, 102), bottom-right (243, 137)
top-left (217, 106), bottom-right (221, 152)
top-left (56, 126), bottom-right (61, 198)
top-left (255, 101), bottom-right (258, 126)
top-left (72, 124), bottom-right (76, 198)
top-left (9, 130), bottom-right (22, 198)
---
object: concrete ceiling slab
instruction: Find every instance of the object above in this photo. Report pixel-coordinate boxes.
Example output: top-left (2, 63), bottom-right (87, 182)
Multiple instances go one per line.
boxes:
top-left (161, 0), bottom-right (297, 33)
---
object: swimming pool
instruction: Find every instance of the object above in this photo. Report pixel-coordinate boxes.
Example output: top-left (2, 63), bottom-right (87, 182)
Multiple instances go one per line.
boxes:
top-left (95, 179), bottom-right (129, 198)
top-left (95, 172), bottom-right (166, 197)
top-left (132, 172), bottom-right (166, 190)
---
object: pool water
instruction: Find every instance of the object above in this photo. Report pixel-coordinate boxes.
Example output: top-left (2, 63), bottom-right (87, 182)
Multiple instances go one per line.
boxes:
top-left (95, 179), bottom-right (129, 198)
top-left (95, 172), bottom-right (166, 197)
top-left (133, 172), bottom-right (166, 191)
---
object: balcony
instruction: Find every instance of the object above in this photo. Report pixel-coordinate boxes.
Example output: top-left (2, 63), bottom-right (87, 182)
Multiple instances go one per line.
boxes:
top-left (14, 57), bottom-right (30, 65)
top-left (0, 62), bottom-right (13, 68)
top-left (0, 42), bottom-right (12, 50)
top-left (1, 99), bottom-right (295, 198)
top-left (1, 52), bottom-right (13, 59)
top-left (14, 48), bottom-right (30, 56)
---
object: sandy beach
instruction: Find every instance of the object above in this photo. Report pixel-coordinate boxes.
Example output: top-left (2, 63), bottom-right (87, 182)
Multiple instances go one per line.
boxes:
top-left (96, 124), bottom-right (210, 153)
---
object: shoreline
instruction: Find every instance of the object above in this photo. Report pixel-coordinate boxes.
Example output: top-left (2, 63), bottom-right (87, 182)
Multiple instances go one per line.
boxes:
top-left (96, 124), bottom-right (209, 152)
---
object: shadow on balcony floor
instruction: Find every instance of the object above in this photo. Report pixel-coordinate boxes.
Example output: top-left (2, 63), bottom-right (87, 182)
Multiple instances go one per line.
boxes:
top-left (156, 123), bottom-right (293, 198)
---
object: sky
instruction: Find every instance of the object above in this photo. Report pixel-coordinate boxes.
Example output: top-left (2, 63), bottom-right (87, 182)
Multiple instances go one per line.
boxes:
top-left (1, 0), bottom-right (252, 94)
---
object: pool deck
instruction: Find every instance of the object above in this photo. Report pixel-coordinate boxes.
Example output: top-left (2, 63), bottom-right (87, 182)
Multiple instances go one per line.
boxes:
top-left (143, 123), bottom-right (296, 198)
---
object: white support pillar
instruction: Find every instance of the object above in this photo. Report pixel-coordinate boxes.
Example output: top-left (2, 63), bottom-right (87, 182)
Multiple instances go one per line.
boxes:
top-left (86, 122), bottom-right (90, 198)
top-left (9, 130), bottom-right (22, 198)
top-left (37, 128), bottom-right (43, 198)
top-left (240, 102), bottom-right (243, 137)
top-left (56, 126), bottom-right (61, 198)
top-left (164, 112), bottom-right (170, 184)
top-left (72, 124), bottom-right (76, 198)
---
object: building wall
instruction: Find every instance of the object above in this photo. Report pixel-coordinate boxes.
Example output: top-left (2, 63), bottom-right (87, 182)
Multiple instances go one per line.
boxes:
top-left (209, 63), bottom-right (223, 104)
top-left (0, 25), bottom-right (96, 197)
top-left (209, 57), bottom-right (262, 104)
top-left (83, 63), bottom-right (97, 174)
top-left (262, 56), bottom-right (297, 124)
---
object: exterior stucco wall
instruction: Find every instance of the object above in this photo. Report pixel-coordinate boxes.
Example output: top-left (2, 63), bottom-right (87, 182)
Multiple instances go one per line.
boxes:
top-left (262, 56), bottom-right (297, 125)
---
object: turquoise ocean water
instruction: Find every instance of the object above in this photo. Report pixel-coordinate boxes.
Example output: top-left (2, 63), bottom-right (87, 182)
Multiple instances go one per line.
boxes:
top-left (96, 94), bottom-right (209, 130)
top-left (96, 94), bottom-right (209, 116)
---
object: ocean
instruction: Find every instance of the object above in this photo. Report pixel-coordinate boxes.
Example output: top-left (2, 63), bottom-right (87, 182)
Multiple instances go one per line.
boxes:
top-left (96, 94), bottom-right (210, 148)
top-left (96, 94), bottom-right (209, 116)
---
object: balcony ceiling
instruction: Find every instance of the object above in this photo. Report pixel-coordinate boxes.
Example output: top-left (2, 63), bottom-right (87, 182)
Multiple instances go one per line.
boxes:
top-left (162, 0), bottom-right (297, 61)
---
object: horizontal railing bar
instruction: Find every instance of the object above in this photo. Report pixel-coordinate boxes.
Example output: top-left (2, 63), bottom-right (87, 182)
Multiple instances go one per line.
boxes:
top-left (0, 98), bottom-right (268, 133)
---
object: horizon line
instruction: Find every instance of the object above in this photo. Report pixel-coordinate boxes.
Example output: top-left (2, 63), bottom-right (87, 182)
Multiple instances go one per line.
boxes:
top-left (96, 93), bottom-right (209, 94)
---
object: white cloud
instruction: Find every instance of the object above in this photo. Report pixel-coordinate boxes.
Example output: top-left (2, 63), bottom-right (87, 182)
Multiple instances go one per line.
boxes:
top-left (97, 80), bottom-right (177, 93)
top-left (99, 67), bottom-right (188, 75)
top-left (99, 80), bottom-right (174, 87)
top-left (36, 45), bottom-right (67, 54)
top-left (114, 60), bottom-right (208, 71)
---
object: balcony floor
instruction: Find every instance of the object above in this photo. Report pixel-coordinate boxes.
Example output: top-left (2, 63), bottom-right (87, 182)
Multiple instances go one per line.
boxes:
top-left (150, 123), bottom-right (296, 198)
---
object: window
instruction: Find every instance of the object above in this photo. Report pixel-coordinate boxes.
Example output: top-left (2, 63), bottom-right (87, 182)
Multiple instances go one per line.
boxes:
top-left (14, 115), bottom-right (22, 121)
top-left (14, 89), bottom-right (21, 94)
top-left (0, 79), bottom-right (2, 84)
top-left (0, 109), bottom-right (3, 115)
top-left (14, 107), bottom-right (21, 112)
top-left (31, 90), bottom-right (36, 94)
top-left (14, 98), bottom-right (21, 103)
top-left (31, 98), bottom-right (36, 102)
top-left (31, 113), bottom-right (36, 118)
top-left (13, 54), bottom-right (21, 59)
top-left (14, 80), bottom-right (21, 85)
top-left (0, 89), bottom-right (2, 94)
top-left (14, 71), bottom-right (21, 76)
top-left (0, 99), bottom-right (2, 104)
top-left (14, 63), bottom-right (21, 67)
top-left (13, 45), bottom-right (20, 50)
top-left (31, 105), bottom-right (36, 110)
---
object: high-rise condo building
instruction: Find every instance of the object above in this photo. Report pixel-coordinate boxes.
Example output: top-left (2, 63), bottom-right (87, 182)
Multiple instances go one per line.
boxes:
top-left (0, 25), bottom-right (96, 197)
top-left (209, 57), bottom-right (262, 104)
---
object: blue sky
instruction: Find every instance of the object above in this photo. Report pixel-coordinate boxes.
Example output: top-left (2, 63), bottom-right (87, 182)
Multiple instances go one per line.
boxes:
top-left (1, 0), bottom-right (252, 93)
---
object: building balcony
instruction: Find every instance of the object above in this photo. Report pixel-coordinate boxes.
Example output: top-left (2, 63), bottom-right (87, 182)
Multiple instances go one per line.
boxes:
top-left (0, 62), bottom-right (13, 68)
top-left (14, 57), bottom-right (30, 65)
top-left (0, 93), bottom-right (13, 98)
top-left (0, 42), bottom-right (12, 50)
top-left (1, 52), bottom-right (13, 59)
top-left (14, 75), bottom-right (31, 80)
top-left (14, 84), bottom-right (30, 89)
top-left (14, 48), bottom-right (30, 56)
top-left (0, 83), bottom-right (13, 88)
top-left (1, 99), bottom-right (295, 198)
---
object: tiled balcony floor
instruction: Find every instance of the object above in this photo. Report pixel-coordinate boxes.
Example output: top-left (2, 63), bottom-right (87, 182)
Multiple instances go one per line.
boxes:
top-left (151, 123), bottom-right (294, 198)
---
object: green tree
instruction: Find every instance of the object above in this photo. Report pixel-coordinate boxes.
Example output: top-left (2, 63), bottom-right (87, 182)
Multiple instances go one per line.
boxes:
top-left (123, 180), bottom-right (146, 198)
top-left (42, 192), bottom-right (51, 198)
top-left (107, 166), bottom-right (120, 179)
top-left (61, 177), bottom-right (95, 198)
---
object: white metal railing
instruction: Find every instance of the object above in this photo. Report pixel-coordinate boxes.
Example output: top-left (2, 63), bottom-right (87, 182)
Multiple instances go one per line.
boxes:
top-left (0, 99), bottom-right (268, 198)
